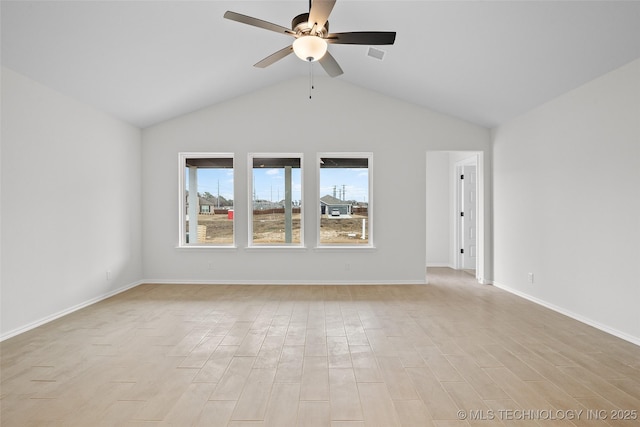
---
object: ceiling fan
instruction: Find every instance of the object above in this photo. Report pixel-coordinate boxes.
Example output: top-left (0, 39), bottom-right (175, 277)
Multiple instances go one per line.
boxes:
top-left (223, 0), bottom-right (396, 77)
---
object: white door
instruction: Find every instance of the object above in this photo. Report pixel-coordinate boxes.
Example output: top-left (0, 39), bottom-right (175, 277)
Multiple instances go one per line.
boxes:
top-left (461, 165), bottom-right (477, 270)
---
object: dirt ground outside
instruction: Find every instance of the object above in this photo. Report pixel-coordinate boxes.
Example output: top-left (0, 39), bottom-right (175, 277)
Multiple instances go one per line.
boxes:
top-left (252, 213), bottom-right (302, 244)
top-left (320, 214), bottom-right (369, 244)
top-left (193, 214), bottom-right (234, 244)
top-left (190, 212), bottom-right (368, 244)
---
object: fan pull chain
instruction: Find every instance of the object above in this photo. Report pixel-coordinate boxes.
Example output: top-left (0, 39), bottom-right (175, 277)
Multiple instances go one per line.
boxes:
top-left (309, 62), bottom-right (315, 99)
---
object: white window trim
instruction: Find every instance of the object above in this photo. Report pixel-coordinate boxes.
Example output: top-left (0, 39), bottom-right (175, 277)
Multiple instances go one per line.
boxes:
top-left (248, 153), bottom-right (304, 248)
top-left (316, 152), bottom-right (374, 248)
top-left (177, 152), bottom-right (236, 248)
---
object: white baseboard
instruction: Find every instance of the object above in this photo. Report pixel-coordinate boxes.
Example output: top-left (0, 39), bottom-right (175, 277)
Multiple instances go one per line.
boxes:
top-left (144, 279), bottom-right (427, 286)
top-left (1, 280), bottom-right (144, 342)
top-left (492, 281), bottom-right (640, 347)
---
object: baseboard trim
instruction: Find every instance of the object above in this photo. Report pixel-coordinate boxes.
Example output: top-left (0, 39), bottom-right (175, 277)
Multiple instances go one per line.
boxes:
top-left (144, 279), bottom-right (427, 286)
top-left (492, 281), bottom-right (640, 347)
top-left (0, 280), bottom-right (144, 342)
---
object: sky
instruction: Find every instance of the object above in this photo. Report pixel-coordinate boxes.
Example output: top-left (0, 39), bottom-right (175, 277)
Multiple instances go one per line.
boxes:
top-left (190, 168), bottom-right (234, 200)
top-left (319, 168), bottom-right (369, 202)
top-left (187, 166), bottom-right (369, 204)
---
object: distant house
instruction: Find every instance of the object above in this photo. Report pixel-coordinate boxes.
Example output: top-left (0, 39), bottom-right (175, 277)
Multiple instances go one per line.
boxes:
top-left (320, 195), bottom-right (352, 216)
top-left (185, 196), bottom-right (217, 214)
top-left (198, 197), bottom-right (216, 213)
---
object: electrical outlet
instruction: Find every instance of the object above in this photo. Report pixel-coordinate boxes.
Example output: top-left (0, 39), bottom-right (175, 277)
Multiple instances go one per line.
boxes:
top-left (106, 270), bottom-right (111, 281)
top-left (345, 263), bottom-right (351, 271)
top-left (528, 272), bottom-right (534, 284)
top-left (208, 262), bottom-right (215, 270)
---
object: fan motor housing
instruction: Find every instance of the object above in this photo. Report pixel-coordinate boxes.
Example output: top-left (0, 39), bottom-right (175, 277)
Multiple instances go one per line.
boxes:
top-left (292, 13), bottom-right (328, 37)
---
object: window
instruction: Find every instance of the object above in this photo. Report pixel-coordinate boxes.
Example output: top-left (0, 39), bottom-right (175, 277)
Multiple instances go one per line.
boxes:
top-left (179, 153), bottom-right (234, 246)
top-left (318, 153), bottom-right (372, 246)
top-left (249, 154), bottom-right (303, 246)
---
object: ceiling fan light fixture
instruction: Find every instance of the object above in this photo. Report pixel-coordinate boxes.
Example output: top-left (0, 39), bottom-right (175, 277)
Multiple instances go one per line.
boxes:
top-left (293, 35), bottom-right (327, 62)
top-left (224, 1), bottom-right (396, 77)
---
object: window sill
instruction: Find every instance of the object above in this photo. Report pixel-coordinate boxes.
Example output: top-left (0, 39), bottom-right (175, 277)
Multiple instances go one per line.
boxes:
top-left (176, 245), bottom-right (238, 250)
top-left (313, 245), bottom-right (377, 251)
top-left (245, 245), bottom-right (307, 251)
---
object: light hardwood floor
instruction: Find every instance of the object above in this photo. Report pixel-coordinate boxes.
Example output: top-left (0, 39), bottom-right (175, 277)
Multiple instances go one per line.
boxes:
top-left (1, 268), bottom-right (639, 426)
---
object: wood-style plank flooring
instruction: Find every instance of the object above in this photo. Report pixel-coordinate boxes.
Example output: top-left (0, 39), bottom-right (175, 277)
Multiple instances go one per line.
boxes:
top-left (1, 268), bottom-right (639, 426)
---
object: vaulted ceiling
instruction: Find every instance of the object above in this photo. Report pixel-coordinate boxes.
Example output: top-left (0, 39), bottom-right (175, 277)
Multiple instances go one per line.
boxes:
top-left (2, 1), bottom-right (640, 129)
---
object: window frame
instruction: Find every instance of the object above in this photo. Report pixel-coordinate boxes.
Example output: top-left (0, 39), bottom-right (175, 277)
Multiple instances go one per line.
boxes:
top-left (178, 152), bottom-right (235, 248)
top-left (317, 152), bottom-right (374, 248)
top-left (248, 153), bottom-right (305, 248)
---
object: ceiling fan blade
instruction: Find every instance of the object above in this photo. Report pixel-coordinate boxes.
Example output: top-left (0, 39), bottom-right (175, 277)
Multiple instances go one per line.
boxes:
top-left (254, 46), bottom-right (294, 68)
top-left (224, 11), bottom-right (295, 36)
top-left (309, 0), bottom-right (336, 30)
top-left (326, 31), bottom-right (396, 45)
top-left (318, 51), bottom-right (343, 77)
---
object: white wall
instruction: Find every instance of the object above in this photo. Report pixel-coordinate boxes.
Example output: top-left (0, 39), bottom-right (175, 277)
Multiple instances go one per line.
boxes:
top-left (426, 152), bottom-right (452, 267)
top-left (1, 67), bottom-right (143, 339)
top-left (142, 77), bottom-right (491, 284)
top-left (492, 59), bottom-right (640, 344)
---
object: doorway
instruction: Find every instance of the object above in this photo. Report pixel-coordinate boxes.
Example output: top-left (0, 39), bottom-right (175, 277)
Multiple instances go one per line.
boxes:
top-left (426, 151), bottom-right (485, 284)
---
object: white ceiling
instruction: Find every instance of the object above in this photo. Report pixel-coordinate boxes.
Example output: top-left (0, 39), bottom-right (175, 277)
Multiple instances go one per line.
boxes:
top-left (2, 1), bottom-right (640, 129)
